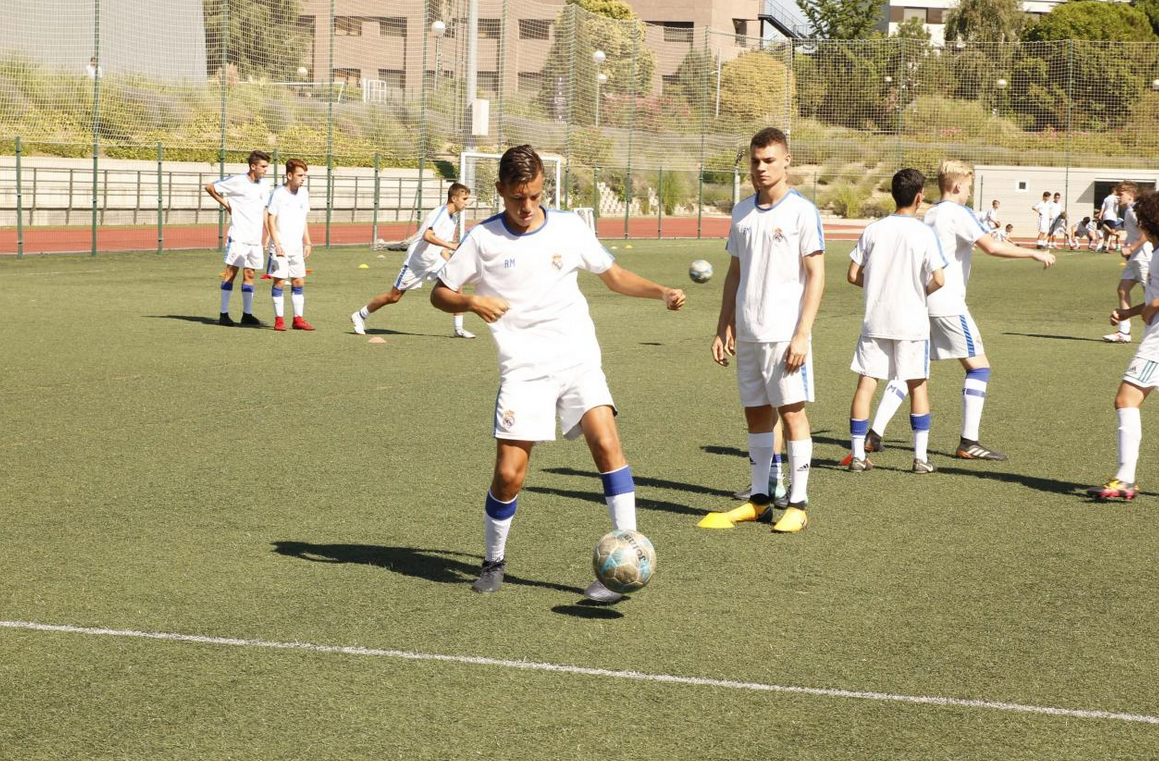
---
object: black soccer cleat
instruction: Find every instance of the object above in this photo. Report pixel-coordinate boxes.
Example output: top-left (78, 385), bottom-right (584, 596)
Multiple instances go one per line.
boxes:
top-left (219, 312), bottom-right (235, 326)
top-left (956, 439), bottom-right (1008, 461)
top-left (240, 312), bottom-right (263, 327)
top-left (472, 559), bottom-right (505, 593)
top-left (865, 429), bottom-right (883, 454)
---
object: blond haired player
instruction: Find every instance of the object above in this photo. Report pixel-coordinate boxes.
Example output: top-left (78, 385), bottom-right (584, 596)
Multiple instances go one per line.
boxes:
top-left (699, 127), bottom-right (824, 534)
top-left (857, 160), bottom-right (1055, 461)
top-left (265, 158), bottom-right (314, 331)
top-left (204, 150), bottom-right (272, 326)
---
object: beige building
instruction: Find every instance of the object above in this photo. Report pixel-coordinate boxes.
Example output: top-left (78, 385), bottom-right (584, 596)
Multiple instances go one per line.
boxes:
top-left (297, 0), bottom-right (764, 100)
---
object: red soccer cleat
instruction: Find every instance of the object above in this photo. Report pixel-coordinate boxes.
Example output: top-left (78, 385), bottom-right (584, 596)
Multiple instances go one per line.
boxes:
top-left (292, 316), bottom-right (315, 331)
top-left (274, 316), bottom-right (286, 332)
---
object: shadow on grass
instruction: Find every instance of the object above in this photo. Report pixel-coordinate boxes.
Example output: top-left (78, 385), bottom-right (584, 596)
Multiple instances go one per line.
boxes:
top-left (523, 485), bottom-right (705, 516)
top-left (362, 327), bottom-right (440, 337)
top-left (551, 601), bottom-right (625, 620)
top-left (929, 465), bottom-right (1087, 495)
top-left (539, 467), bottom-right (733, 499)
top-left (146, 314), bottom-right (233, 326)
top-left (1003, 332), bottom-right (1106, 344)
top-left (270, 541), bottom-right (585, 595)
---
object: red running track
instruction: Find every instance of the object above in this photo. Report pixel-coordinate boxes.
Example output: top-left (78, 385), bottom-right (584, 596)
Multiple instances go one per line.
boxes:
top-left (1, 216), bottom-right (867, 255)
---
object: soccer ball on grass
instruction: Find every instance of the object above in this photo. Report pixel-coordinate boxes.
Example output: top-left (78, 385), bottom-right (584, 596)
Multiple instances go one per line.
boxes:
top-left (592, 530), bottom-right (656, 593)
top-left (688, 259), bottom-right (713, 283)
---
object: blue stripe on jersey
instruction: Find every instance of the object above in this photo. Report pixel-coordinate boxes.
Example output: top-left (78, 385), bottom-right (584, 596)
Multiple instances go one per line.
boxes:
top-left (924, 339), bottom-right (930, 376)
top-left (498, 206), bottom-right (551, 237)
top-left (932, 227), bottom-right (948, 267)
top-left (959, 315), bottom-right (976, 356)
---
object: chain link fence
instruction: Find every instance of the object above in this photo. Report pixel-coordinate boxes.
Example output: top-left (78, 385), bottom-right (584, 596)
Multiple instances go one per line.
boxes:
top-left (2, 0), bottom-right (1158, 254)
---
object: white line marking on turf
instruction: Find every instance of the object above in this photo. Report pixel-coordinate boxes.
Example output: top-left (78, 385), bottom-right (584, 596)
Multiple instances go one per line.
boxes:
top-left (3, 619), bottom-right (1156, 726)
top-left (3, 269), bottom-right (108, 276)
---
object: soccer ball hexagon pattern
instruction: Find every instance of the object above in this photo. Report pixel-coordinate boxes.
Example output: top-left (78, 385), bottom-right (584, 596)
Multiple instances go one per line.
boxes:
top-left (688, 259), bottom-right (713, 283)
top-left (592, 530), bottom-right (656, 593)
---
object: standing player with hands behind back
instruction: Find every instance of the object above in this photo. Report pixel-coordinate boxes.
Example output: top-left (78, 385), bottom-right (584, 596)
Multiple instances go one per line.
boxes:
top-left (205, 150), bottom-right (272, 326)
top-left (431, 145), bottom-right (685, 602)
top-left (265, 158), bottom-right (314, 331)
top-left (700, 127), bottom-right (824, 534)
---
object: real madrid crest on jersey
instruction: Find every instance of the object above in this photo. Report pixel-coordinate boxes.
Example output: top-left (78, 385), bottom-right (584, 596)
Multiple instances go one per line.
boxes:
top-left (772, 227), bottom-right (786, 243)
top-left (551, 253), bottom-right (563, 270)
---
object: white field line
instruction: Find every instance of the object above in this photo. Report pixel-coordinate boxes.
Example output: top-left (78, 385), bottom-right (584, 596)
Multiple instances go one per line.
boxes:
top-left (2, 619), bottom-right (1157, 726)
top-left (2, 269), bottom-right (108, 276)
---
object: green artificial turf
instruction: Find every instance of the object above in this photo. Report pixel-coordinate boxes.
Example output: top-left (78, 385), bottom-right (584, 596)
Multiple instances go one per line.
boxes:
top-left (1, 240), bottom-right (1156, 759)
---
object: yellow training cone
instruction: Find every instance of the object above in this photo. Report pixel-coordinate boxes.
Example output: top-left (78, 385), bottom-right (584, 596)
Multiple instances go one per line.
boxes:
top-left (697, 512), bottom-right (736, 529)
top-left (358, 263), bottom-right (370, 269)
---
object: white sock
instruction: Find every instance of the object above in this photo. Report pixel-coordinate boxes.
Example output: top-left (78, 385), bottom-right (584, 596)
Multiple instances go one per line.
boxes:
top-left (359, 306), bottom-right (371, 320)
top-left (770, 454), bottom-right (785, 493)
top-left (271, 288), bottom-right (284, 318)
top-left (1119, 319), bottom-right (1131, 336)
top-left (872, 380), bottom-right (908, 437)
top-left (911, 413), bottom-right (931, 462)
top-left (850, 418), bottom-right (868, 460)
top-left (747, 432), bottom-right (774, 500)
top-left (219, 283), bottom-right (233, 313)
top-left (291, 288), bottom-right (305, 318)
top-left (600, 466), bottom-right (637, 531)
top-left (961, 369), bottom-right (990, 441)
top-left (484, 491), bottom-right (517, 563)
top-left (788, 438), bottom-right (812, 504)
top-left (1116, 407), bottom-right (1142, 483)
top-left (454, 314), bottom-right (465, 331)
top-left (241, 285), bottom-right (255, 314)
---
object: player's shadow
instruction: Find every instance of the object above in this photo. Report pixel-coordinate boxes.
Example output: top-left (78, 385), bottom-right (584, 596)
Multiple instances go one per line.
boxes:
top-left (360, 327), bottom-right (440, 337)
top-left (930, 465), bottom-right (1087, 495)
top-left (146, 314), bottom-right (230, 326)
top-left (270, 541), bottom-right (585, 595)
top-left (539, 466), bottom-right (734, 500)
top-left (1003, 331), bottom-right (1106, 344)
top-left (523, 485), bottom-right (703, 516)
top-left (551, 601), bottom-right (625, 620)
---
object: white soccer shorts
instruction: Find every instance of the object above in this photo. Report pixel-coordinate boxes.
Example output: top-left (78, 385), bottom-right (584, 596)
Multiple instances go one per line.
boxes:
top-left (1124, 329), bottom-right (1159, 389)
top-left (1123, 256), bottom-right (1150, 285)
top-left (393, 258), bottom-right (448, 291)
top-left (930, 312), bottom-right (985, 360)
top-left (1038, 217), bottom-right (1051, 234)
top-left (265, 248), bottom-right (307, 280)
top-left (223, 239), bottom-right (263, 270)
top-left (493, 364), bottom-right (616, 442)
top-left (736, 340), bottom-right (815, 409)
top-left (851, 336), bottom-right (930, 381)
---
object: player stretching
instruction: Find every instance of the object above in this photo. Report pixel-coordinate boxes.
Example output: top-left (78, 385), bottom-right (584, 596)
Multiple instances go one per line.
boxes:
top-left (700, 127), bottom-right (824, 534)
top-left (205, 150), bottom-right (272, 326)
top-left (265, 158), bottom-right (314, 331)
top-left (846, 169), bottom-right (945, 473)
top-left (1105, 182), bottom-right (1147, 344)
top-left (855, 160), bottom-right (1055, 461)
top-left (430, 145), bottom-right (685, 601)
top-left (1087, 191), bottom-right (1159, 501)
top-left (351, 184), bottom-right (475, 338)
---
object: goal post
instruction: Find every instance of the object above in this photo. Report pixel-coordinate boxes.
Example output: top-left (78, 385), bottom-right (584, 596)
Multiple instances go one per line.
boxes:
top-left (458, 151), bottom-right (562, 239)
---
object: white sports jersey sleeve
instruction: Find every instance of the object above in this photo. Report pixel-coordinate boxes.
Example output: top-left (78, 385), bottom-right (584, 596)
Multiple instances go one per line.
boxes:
top-left (1033, 201), bottom-right (1047, 218)
top-left (924, 202), bottom-right (987, 318)
top-left (853, 215), bottom-right (944, 340)
top-left (267, 186), bottom-right (310, 251)
top-left (214, 174), bottom-right (270, 245)
top-left (1101, 195), bottom-right (1119, 222)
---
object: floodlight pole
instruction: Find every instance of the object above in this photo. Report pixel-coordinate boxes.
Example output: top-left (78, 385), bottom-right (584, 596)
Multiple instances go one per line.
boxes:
top-left (91, 0), bottom-right (100, 257)
top-left (465, 0), bottom-right (478, 148)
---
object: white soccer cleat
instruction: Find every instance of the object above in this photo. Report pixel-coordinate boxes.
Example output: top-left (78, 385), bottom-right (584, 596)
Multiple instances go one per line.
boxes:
top-left (351, 310), bottom-right (366, 335)
top-left (454, 328), bottom-right (476, 339)
top-left (1102, 332), bottom-right (1131, 343)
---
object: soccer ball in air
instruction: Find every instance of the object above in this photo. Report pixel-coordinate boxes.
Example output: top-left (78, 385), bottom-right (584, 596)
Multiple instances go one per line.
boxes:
top-left (592, 530), bottom-right (656, 593)
top-left (689, 259), bottom-right (713, 284)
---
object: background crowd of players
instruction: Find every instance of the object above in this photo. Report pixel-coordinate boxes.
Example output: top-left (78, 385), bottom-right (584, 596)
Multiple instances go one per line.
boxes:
top-left (203, 136), bottom-right (1159, 599)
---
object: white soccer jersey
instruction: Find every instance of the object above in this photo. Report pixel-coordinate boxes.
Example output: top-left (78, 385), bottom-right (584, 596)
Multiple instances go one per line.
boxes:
top-left (266, 185), bottom-right (310, 252)
top-left (924, 201), bottom-right (989, 318)
top-left (1049, 201), bottom-right (1062, 221)
top-left (406, 203), bottom-right (459, 273)
top-left (1101, 194), bottom-right (1120, 222)
top-left (851, 215), bottom-right (945, 340)
top-left (1144, 242), bottom-right (1159, 303)
top-left (1033, 200), bottom-right (1050, 221)
top-left (982, 207), bottom-right (1000, 230)
top-left (214, 173), bottom-right (271, 245)
top-left (438, 209), bottom-right (614, 381)
top-left (1123, 203), bottom-right (1142, 247)
top-left (726, 190), bottom-right (825, 343)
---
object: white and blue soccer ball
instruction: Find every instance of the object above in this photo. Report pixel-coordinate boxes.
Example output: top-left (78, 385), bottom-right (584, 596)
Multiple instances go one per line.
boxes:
top-left (688, 259), bottom-right (713, 284)
top-left (593, 530), bottom-right (655, 593)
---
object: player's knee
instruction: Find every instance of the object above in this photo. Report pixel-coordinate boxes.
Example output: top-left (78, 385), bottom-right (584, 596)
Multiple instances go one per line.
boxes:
top-left (493, 460), bottom-right (527, 493)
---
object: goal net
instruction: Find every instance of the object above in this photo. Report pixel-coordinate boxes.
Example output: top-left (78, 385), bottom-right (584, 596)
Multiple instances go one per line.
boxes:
top-left (458, 151), bottom-right (562, 238)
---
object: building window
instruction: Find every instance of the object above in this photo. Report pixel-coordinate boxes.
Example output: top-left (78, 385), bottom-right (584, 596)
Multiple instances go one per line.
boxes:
top-left (377, 69), bottom-right (405, 89)
top-left (733, 18), bottom-right (748, 43)
top-left (378, 17), bottom-right (406, 37)
top-left (334, 16), bottom-right (362, 36)
top-left (661, 21), bottom-right (694, 44)
top-left (479, 18), bottom-right (501, 40)
top-left (518, 71), bottom-right (543, 93)
top-left (478, 70), bottom-right (500, 93)
top-left (519, 19), bottom-right (550, 40)
top-left (902, 7), bottom-right (925, 22)
top-left (925, 8), bottom-right (944, 23)
top-left (332, 68), bottom-right (361, 87)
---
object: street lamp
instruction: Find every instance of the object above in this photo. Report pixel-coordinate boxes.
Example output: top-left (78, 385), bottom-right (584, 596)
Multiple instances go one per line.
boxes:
top-left (593, 50), bottom-right (606, 127)
top-left (1152, 78), bottom-right (1159, 91)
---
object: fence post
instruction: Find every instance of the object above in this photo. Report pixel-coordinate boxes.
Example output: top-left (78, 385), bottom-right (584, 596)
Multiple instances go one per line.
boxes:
top-left (15, 136), bottom-right (23, 259)
top-left (372, 152), bottom-right (381, 245)
top-left (417, 0), bottom-right (430, 226)
top-left (218, 0), bottom-right (228, 252)
top-left (562, 3), bottom-right (577, 210)
top-left (157, 143), bottom-right (163, 255)
top-left (623, 23), bottom-right (639, 239)
top-left (272, 148), bottom-right (279, 186)
top-left (91, 0), bottom-right (101, 257)
top-left (1065, 39), bottom-right (1074, 210)
top-left (697, 29), bottom-right (709, 240)
top-left (656, 167), bottom-right (663, 239)
top-left (496, 0), bottom-right (507, 150)
top-left (325, 0), bottom-right (335, 248)
top-left (593, 165), bottom-right (600, 224)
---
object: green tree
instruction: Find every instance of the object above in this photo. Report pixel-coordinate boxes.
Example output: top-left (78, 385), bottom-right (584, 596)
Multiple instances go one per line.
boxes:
top-left (1023, 0), bottom-right (1158, 41)
top-left (1138, 0), bottom-right (1159, 37)
top-left (893, 16), bottom-right (931, 42)
top-left (796, 0), bottom-right (882, 39)
top-left (943, 0), bottom-right (1026, 43)
top-left (717, 50), bottom-right (795, 125)
top-left (203, 0), bottom-right (306, 81)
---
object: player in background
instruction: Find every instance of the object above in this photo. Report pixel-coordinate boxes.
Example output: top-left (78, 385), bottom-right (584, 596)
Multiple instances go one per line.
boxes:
top-left (846, 169), bottom-right (945, 474)
top-left (854, 160), bottom-right (1055, 461)
top-left (205, 150), bottom-right (272, 326)
top-left (430, 145), bottom-right (685, 601)
top-left (699, 127), bottom-right (824, 534)
top-left (982, 199), bottom-right (1001, 237)
top-left (1047, 193), bottom-right (1066, 249)
top-left (351, 184), bottom-right (475, 338)
top-left (265, 158), bottom-right (314, 332)
top-left (1032, 192), bottom-right (1052, 249)
top-left (1087, 191), bottom-right (1159, 500)
top-left (996, 223), bottom-right (1013, 243)
top-left (1074, 215), bottom-right (1099, 250)
top-left (1105, 182), bottom-right (1148, 343)
top-left (1099, 184), bottom-right (1122, 252)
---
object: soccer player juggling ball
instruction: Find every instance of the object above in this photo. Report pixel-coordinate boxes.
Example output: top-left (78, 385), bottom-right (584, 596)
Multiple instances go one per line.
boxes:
top-left (700, 127), bottom-right (824, 534)
top-left (846, 169), bottom-right (945, 474)
top-left (265, 158), bottom-right (314, 331)
top-left (204, 150), bottom-right (272, 326)
top-left (430, 145), bottom-right (686, 602)
top-left (1088, 191), bottom-right (1159, 501)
